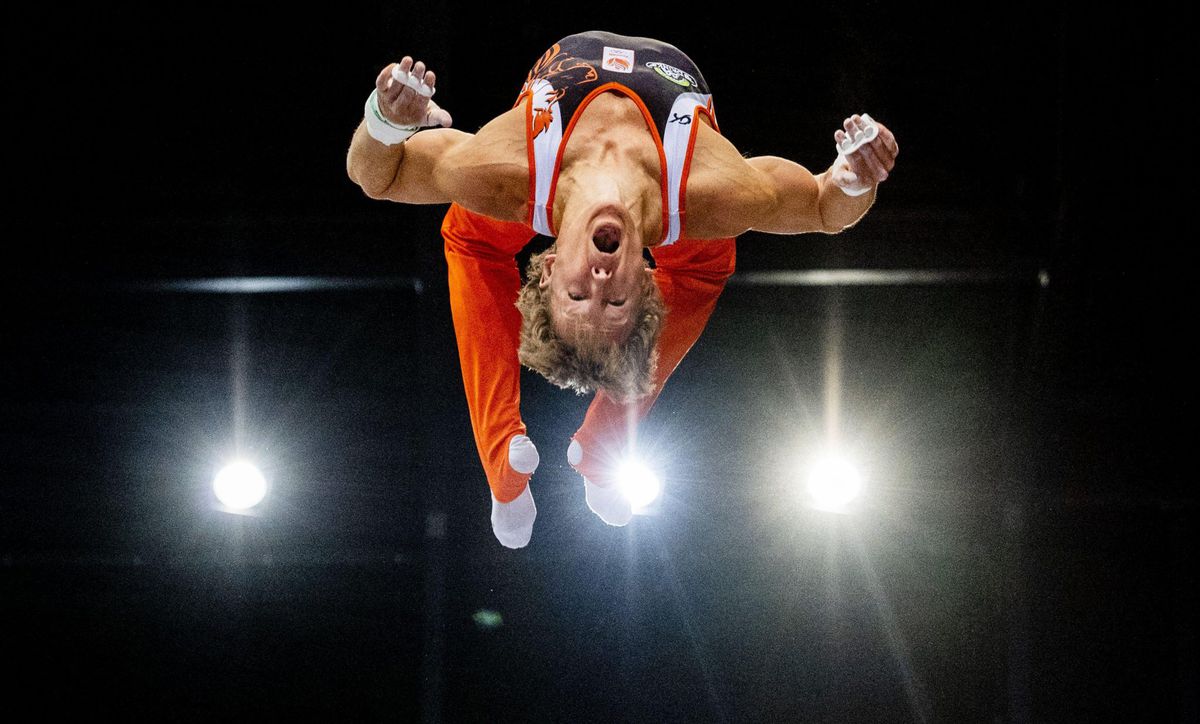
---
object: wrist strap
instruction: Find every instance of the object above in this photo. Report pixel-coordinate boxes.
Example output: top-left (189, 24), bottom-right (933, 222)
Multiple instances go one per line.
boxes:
top-left (364, 89), bottom-right (419, 146)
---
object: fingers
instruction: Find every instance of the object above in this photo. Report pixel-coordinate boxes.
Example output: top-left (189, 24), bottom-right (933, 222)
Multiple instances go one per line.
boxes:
top-left (876, 123), bottom-right (899, 159)
top-left (862, 120), bottom-right (898, 168)
top-left (841, 150), bottom-right (871, 186)
top-left (426, 102), bottom-right (453, 128)
top-left (394, 59), bottom-right (428, 91)
top-left (835, 113), bottom-right (898, 186)
top-left (856, 142), bottom-right (890, 182)
top-left (861, 122), bottom-right (897, 180)
top-left (842, 114), bottom-right (864, 138)
top-left (382, 57), bottom-right (428, 98)
top-left (374, 55), bottom-right (444, 127)
top-left (377, 56), bottom-right (412, 95)
top-left (837, 114), bottom-right (876, 154)
top-left (375, 65), bottom-right (393, 95)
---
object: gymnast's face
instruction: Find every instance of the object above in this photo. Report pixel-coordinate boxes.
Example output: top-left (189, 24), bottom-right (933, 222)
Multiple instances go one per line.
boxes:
top-left (539, 205), bottom-right (647, 345)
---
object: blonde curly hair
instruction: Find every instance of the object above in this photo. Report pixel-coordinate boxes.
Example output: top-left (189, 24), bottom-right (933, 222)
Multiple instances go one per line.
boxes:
top-left (516, 245), bottom-right (665, 402)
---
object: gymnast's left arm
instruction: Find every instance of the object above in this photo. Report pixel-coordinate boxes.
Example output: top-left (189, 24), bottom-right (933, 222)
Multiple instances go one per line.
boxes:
top-left (346, 57), bottom-right (466, 203)
top-left (686, 114), bottom-right (899, 238)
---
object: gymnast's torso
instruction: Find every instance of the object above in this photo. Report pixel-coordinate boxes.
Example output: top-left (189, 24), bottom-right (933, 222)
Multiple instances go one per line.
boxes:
top-left (437, 30), bottom-right (756, 245)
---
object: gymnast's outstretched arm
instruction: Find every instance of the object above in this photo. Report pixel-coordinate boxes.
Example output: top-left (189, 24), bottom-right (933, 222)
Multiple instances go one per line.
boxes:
top-left (345, 57), bottom-right (464, 202)
top-left (346, 56), bottom-right (528, 222)
top-left (683, 114), bottom-right (900, 239)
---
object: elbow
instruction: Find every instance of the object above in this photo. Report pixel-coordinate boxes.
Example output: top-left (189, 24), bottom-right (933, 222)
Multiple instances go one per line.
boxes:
top-left (346, 148), bottom-right (396, 200)
top-left (345, 159), bottom-right (373, 197)
top-left (345, 168), bottom-right (368, 197)
top-left (349, 166), bottom-right (393, 200)
top-left (816, 192), bottom-right (850, 234)
top-left (818, 200), bottom-right (869, 234)
top-left (816, 204), bottom-right (847, 234)
top-left (822, 207), bottom-right (871, 235)
top-left (820, 219), bottom-right (849, 235)
top-left (358, 180), bottom-right (392, 200)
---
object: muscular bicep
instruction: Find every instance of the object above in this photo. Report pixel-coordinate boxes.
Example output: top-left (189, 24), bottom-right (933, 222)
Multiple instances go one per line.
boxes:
top-left (383, 106), bottom-right (529, 221)
top-left (684, 124), bottom-right (825, 239)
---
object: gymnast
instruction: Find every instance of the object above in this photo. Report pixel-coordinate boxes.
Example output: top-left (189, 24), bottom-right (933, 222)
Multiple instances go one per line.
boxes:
top-left (346, 30), bottom-right (898, 548)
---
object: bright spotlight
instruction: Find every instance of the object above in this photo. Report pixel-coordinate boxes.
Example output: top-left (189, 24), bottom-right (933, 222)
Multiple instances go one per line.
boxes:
top-left (618, 459), bottom-right (661, 512)
top-left (805, 453), bottom-right (863, 513)
top-left (213, 461), bottom-right (268, 511)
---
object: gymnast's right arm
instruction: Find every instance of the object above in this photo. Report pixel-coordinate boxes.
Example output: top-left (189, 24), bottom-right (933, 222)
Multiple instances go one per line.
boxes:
top-left (345, 57), bottom-right (468, 203)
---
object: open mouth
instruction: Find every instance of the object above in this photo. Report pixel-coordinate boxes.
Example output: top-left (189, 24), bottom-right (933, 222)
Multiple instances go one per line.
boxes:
top-left (592, 223), bottom-right (621, 254)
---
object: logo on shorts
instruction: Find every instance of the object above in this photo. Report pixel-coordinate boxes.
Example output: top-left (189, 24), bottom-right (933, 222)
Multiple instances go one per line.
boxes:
top-left (602, 47), bottom-right (635, 73)
top-left (646, 62), bottom-right (697, 88)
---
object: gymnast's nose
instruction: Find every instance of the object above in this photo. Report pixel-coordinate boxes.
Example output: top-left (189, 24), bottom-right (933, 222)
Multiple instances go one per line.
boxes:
top-left (592, 265), bottom-right (612, 280)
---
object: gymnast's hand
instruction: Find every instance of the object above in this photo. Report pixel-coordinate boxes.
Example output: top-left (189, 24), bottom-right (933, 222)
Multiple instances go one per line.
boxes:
top-left (831, 114), bottom-right (899, 196)
top-left (374, 56), bottom-right (454, 129)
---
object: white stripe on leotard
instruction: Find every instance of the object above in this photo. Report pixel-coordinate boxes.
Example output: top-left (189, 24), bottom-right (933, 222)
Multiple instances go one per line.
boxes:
top-left (660, 92), bottom-right (713, 246)
top-left (528, 79), bottom-right (564, 237)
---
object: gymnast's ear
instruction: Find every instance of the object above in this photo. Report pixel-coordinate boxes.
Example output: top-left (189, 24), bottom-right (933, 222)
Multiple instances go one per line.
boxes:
top-left (538, 253), bottom-right (556, 288)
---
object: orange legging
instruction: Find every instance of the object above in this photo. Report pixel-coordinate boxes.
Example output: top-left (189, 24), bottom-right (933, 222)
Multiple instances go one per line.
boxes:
top-left (442, 201), bottom-right (736, 502)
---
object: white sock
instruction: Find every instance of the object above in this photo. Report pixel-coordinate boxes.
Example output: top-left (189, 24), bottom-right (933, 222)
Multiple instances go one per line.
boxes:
top-left (570, 439), bottom-right (633, 526)
top-left (491, 485), bottom-right (536, 548)
top-left (584, 479), bottom-right (633, 527)
top-left (489, 435), bottom-right (540, 548)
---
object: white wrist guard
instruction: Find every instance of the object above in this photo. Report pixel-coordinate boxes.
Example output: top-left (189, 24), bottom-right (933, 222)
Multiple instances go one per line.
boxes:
top-left (364, 89), bottom-right (420, 146)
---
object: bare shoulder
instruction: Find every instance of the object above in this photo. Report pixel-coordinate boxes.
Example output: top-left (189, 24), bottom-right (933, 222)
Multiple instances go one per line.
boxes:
top-left (436, 105), bottom-right (530, 222)
top-left (682, 122), bottom-right (776, 239)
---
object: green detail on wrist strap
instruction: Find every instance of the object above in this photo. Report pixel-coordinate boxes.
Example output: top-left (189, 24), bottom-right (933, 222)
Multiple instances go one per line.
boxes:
top-left (368, 89), bottom-right (419, 133)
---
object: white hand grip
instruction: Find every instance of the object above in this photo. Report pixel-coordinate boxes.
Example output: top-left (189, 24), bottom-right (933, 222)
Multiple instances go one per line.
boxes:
top-left (391, 65), bottom-right (435, 98)
top-left (835, 113), bottom-right (878, 155)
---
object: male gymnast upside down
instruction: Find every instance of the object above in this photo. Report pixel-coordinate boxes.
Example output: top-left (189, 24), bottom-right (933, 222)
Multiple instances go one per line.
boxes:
top-left (346, 30), bottom-right (898, 548)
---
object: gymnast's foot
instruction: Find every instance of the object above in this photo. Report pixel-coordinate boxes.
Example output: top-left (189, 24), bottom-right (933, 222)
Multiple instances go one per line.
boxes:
top-left (568, 439), bottom-right (632, 527)
top-left (491, 484), bottom-right (536, 548)
top-left (490, 434), bottom-right (540, 548)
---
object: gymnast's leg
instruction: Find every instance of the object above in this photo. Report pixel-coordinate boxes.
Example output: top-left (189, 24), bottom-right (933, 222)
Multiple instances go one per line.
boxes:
top-left (442, 202), bottom-right (540, 547)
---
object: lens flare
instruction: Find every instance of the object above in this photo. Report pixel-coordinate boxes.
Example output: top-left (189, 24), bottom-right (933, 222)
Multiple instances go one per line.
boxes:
top-left (805, 453), bottom-right (863, 513)
top-left (213, 460), bottom-right (268, 510)
top-left (618, 459), bottom-right (662, 512)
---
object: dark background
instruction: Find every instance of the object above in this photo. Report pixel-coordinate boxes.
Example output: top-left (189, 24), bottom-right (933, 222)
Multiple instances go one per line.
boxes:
top-left (3, 2), bottom-right (1192, 721)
